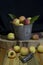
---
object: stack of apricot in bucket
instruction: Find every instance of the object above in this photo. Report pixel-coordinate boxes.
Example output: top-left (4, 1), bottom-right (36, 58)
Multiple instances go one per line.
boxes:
top-left (9, 14), bottom-right (40, 26)
top-left (11, 16), bottom-right (31, 26)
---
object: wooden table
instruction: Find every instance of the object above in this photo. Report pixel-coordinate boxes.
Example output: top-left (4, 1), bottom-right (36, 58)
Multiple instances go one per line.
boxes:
top-left (0, 36), bottom-right (43, 65)
top-left (3, 52), bottom-right (43, 65)
top-left (0, 48), bottom-right (43, 65)
top-left (0, 48), bottom-right (6, 65)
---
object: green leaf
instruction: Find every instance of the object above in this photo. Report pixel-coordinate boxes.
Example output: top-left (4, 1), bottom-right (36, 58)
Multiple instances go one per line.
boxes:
top-left (8, 14), bottom-right (16, 19)
top-left (30, 15), bottom-right (40, 24)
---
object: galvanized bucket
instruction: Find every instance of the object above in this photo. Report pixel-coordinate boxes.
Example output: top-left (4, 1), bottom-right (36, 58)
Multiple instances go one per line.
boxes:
top-left (13, 24), bottom-right (33, 40)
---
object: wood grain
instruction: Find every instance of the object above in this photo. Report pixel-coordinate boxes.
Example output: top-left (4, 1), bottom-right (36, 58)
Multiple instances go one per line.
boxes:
top-left (3, 52), bottom-right (43, 65)
top-left (0, 48), bottom-right (6, 65)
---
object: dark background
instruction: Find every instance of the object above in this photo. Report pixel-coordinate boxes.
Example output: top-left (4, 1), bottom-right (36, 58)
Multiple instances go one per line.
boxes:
top-left (0, 0), bottom-right (43, 35)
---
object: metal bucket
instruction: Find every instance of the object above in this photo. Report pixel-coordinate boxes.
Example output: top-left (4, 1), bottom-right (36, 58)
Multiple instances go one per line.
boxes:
top-left (13, 24), bottom-right (33, 40)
